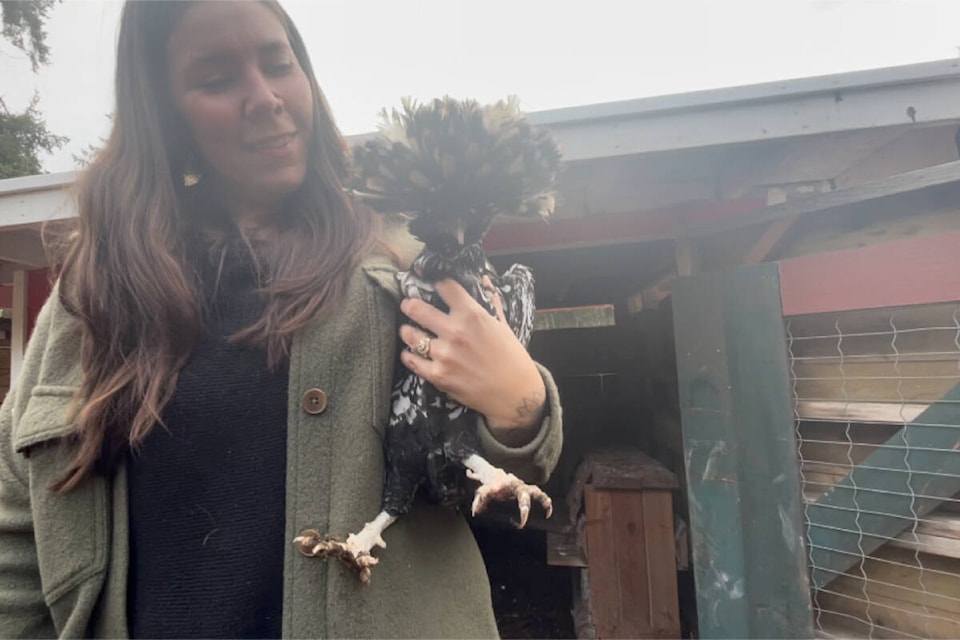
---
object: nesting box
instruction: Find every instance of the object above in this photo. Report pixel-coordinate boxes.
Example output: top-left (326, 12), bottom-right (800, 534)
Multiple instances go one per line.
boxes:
top-left (568, 450), bottom-right (681, 639)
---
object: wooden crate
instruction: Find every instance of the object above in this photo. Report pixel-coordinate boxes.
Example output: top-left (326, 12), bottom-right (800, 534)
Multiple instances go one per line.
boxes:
top-left (569, 450), bottom-right (682, 639)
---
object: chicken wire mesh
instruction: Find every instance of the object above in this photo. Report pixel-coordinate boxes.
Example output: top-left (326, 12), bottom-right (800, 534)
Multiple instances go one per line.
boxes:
top-left (786, 302), bottom-right (960, 639)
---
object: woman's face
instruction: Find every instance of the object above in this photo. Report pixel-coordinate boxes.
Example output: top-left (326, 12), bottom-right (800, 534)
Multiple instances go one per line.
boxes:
top-left (166, 2), bottom-right (315, 215)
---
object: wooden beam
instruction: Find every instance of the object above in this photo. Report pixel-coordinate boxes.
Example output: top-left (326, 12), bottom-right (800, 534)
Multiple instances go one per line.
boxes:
top-left (0, 177), bottom-right (75, 230)
top-left (534, 304), bottom-right (616, 331)
top-left (674, 239), bottom-right (699, 277)
top-left (779, 231), bottom-right (960, 316)
top-left (680, 160), bottom-right (960, 239)
top-left (546, 531), bottom-right (588, 567)
top-left (672, 263), bottom-right (813, 638)
top-left (626, 268), bottom-right (678, 314)
top-left (891, 513), bottom-right (960, 560)
top-left (806, 383), bottom-right (960, 589)
top-left (797, 400), bottom-right (927, 424)
top-left (483, 199), bottom-right (765, 255)
top-left (743, 215), bottom-right (799, 265)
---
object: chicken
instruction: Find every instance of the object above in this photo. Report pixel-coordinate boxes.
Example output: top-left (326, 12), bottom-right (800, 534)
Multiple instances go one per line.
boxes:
top-left (294, 96), bottom-right (561, 583)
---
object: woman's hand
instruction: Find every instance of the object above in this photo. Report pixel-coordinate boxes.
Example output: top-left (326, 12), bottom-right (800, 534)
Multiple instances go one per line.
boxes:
top-left (398, 279), bottom-right (545, 444)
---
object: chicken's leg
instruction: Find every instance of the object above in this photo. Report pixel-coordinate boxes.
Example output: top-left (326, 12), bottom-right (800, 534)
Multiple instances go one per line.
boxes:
top-left (293, 511), bottom-right (397, 584)
top-left (462, 453), bottom-right (553, 528)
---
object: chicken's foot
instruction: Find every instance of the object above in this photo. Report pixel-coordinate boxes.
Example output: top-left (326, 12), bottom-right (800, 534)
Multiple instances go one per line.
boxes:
top-left (293, 511), bottom-right (397, 584)
top-left (463, 454), bottom-right (553, 528)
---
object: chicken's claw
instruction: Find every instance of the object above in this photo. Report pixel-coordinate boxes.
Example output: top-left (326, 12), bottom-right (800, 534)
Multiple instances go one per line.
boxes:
top-left (293, 530), bottom-right (379, 584)
top-left (467, 467), bottom-right (553, 528)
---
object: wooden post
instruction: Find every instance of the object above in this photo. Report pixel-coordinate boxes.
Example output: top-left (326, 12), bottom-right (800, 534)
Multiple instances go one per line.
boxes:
top-left (672, 262), bottom-right (813, 638)
top-left (674, 239), bottom-right (700, 277)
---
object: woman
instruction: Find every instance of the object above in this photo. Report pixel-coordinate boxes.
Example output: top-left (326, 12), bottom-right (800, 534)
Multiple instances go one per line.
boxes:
top-left (0, 1), bottom-right (562, 638)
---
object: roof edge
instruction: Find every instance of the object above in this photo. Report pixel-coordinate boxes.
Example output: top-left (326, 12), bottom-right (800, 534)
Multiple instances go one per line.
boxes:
top-left (0, 171), bottom-right (76, 197)
top-left (527, 58), bottom-right (960, 126)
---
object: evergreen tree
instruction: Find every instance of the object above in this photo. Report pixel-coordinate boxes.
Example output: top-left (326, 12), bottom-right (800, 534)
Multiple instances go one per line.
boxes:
top-left (0, 0), bottom-right (66, 179)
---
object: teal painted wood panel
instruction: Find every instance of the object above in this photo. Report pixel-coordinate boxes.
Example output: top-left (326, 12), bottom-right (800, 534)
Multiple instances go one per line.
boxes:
top-left (673, 262), bottom-right (813, 639)
top-left (806, 384), bottom-right (960, 589)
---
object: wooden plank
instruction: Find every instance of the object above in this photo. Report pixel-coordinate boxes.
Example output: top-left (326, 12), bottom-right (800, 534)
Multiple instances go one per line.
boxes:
top-left (625, 269), bottom-right (676, 314)
top-left (806, 383), bottom-right (960, 590)
top-left (892, 531), bottom-right (960, 560)
top-left (797, 401), bottom-right (928, 424)
top-left (793, 357), bottom-right (960, 406)
top-left (534, 304), bottom-right (615, 331)
top-left (779, 231), bottom-right (960, 316)
top-left (642, 490), bottom-right (682, 636)
top-left (583, 487), bottom-right (622, 638)
top-left (583, 487), bottom-right (681, 639)
top-left (782, 196), bottom-right (960, 260)
top-left (891, 513), bottom-right (960, 560)
top-left (682, 160), bottom-right (960, 239)
top-left (813, 545), bottom-right (960, 639)
top-left (674, 238), bottom-right (699, 277)
top-left (786, 302), bottom-right (960, 340)
top-left (610, 490), bottom-right (652, 636)
top-left (546, 530), bottom-right (588, 567)
top-left (672, 262), bottom-right (813, 638)
top-left (743, 215), bottom-right (799, 265)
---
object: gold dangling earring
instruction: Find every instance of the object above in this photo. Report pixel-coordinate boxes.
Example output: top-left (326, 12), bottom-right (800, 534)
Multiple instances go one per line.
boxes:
top-left (183, 171), bottom-right (202, 188)
top-left (182, 153), bottom-right (202, 188)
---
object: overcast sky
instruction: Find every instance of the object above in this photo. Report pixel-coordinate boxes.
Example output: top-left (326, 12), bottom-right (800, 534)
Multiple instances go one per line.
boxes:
top-left (2, 0), bottom-right (959, 174)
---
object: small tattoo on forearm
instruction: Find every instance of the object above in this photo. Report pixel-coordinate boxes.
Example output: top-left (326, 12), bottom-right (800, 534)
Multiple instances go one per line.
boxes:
top-left (514, 392), bottom-right (546, 424)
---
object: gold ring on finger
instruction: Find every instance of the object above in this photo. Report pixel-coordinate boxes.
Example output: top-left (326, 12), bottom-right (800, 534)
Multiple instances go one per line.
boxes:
top-left (415, 336), bottom-right (432, 358)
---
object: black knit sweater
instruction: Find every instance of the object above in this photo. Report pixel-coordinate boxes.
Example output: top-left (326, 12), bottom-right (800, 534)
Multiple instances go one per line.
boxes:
top-left (127, 242), bottom-right (288, 638)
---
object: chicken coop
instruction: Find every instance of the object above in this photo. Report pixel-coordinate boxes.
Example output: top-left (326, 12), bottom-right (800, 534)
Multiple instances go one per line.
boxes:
top-left (474, 59), bottom-right (960, 639)
top-left (3, 59), bottom-right (960, 639)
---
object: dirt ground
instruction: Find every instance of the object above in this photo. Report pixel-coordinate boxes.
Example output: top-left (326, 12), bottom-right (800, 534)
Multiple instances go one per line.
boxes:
top-left (472, 521), bottom-right (576, 639)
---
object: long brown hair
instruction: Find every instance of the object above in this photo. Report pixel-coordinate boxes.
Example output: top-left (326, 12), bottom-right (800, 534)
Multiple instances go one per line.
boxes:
top-left (52, 1), bottom-right (380, 492)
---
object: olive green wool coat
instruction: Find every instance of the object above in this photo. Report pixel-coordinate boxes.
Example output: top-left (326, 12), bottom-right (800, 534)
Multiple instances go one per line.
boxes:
top-left (0, 254), bottom-right (563, 639)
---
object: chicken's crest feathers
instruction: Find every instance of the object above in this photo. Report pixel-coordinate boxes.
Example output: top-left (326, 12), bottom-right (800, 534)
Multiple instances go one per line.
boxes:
top-left (346, 96), bottom-right (562, 232)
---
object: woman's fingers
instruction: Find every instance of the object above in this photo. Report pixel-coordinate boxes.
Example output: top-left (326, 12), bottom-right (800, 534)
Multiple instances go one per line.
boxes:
top-left (400, 296), bottom-right (451, 337)
top-left (481, 275), bottom-right (507, 324)
top-left (433, 278), bottom-right (475, 312)
top-left (405, 279), bottom-right (502, 337)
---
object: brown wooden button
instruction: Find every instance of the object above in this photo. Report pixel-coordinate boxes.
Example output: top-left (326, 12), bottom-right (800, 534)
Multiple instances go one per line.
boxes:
top-left (301, 388), bottom-right (328, 415)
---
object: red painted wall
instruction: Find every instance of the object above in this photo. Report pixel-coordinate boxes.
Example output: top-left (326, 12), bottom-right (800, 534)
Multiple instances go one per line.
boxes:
top-left (779, 232), bottom-right (960, 316)
top-left (0, 269), bottom-right (53, 340)
top-left (27, 269), bottom-right (52, 338)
